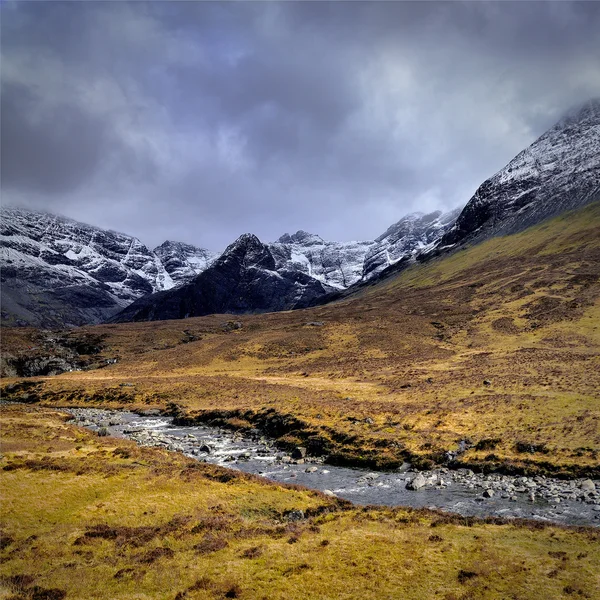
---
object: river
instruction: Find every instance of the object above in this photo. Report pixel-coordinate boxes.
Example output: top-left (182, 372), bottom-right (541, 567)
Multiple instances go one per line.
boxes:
top-left (68, 408), bottom-right (600, 527)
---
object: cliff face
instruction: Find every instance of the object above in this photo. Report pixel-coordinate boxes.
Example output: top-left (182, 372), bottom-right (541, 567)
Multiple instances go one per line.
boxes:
top-left (441, 99), bottom-right (600, 247)
top-left (110, 233), bottom-right (333, 322)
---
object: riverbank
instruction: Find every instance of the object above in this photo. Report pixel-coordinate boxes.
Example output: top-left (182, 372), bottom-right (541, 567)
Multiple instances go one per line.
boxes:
top-left (2, 403), bottom-right (599, 600)
top-left (68, 407), bottom-right (600, 527)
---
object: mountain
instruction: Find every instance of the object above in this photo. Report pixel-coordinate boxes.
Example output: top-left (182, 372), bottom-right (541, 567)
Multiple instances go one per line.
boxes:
top-left (110, 233), bottom-right (334, 322)
top-left (7, 100), bottom-right (596, 327)
top-left (270, 231), bottom-right (375, 289)
top-left (441, 99), bottom-right (600, 248)
top-left (110, 213), bottom-right (463, 324)
top-left (0, 205), bottom-right (457, 327)
top-left (0, 207), bottom-right (180, 327)
top-left (153, 240), bottom-right (218, 282)
top-left (363, 209), bottom-right (461, 279)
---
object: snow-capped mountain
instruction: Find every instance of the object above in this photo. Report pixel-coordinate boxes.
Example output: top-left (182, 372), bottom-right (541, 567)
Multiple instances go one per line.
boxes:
top-left (6, 99), bottom-right (597, 327)
top-left (363, 209), bottom-right (461, 279)
top-left (0, 207), bottom-right (196, 327)
top-left (111, 233), bottom-right (334, 323)
top-left (0, 204), bottom-right (457, 327)
top-left (110, 215), bottom-right (461, 323)
top-left (269, 231), bottom-right (375, 289)
top-left (441, 99), bottom-right (600, 247)
top-left (153, 240), bottom-right (218, 282)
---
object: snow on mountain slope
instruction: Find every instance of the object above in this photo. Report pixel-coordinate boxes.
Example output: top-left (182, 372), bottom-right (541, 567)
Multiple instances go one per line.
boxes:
top-left (0, 207), bottom-right (182, 326)
top-left (153, 240), bottom-right (218, 283)
top-left (269, 231), bottom-right (376, 289)
top-left (363, 209), bottom-right (461, 279)
top-left (442, 99), bottom-right (600, 247)
top-left (111, 233), bottom-right (334, 323)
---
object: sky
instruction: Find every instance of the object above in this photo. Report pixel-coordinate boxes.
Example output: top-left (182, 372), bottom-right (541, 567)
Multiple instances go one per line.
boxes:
top-left (2, 1), bottom-right (599, 252)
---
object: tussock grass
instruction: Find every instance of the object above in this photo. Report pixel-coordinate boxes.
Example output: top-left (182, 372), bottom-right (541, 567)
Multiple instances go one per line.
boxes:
top-left (2, 202), bottom-right (600, 475)
top-left (1, 405), bottom-right (599, 599)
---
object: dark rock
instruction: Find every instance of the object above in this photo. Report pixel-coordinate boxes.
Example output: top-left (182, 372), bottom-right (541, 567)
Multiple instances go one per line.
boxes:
top-left (291, 447), bottom-right (307, 460)
top-left (284, 510), bottom-right (305, 522)
top-left (111, 234), bottom-right (335, 323)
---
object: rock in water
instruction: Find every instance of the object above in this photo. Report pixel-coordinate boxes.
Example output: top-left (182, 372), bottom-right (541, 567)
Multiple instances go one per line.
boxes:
top-left (580, 479), bottom-right (596, 492)
top-left (406, 473), bottom-right (427, 490)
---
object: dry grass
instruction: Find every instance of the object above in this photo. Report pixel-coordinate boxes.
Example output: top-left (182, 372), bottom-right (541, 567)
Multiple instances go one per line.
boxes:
top-left (2, 202), bottom-right (600, 475)
top-left (1, 405), bottom-right (599, 600)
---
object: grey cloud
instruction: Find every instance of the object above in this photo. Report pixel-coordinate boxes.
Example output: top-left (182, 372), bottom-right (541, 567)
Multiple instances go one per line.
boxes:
top-left (1, 1), bottom-right (599, 251)
top-left (1, 82), bottom-right (112, 194)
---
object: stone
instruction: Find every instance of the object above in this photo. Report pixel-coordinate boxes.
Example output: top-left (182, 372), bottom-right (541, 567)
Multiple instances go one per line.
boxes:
top-left (291, 447), bottom-right (307, 459)
top-left (483, 489), bottom-right (495, 498)
top-left (406, 473), bottom-right (427, 490)
top-left (285, 510), bottom-right (305, 522)
top-left (483, 379), bottom-right (492, 386)
top-left (358, 473), bottom-right (379, 484)
top-left (580, 479), bottom-right (596, 492)
top-left (323, 490), bottom-right (336, 497)
top-left (305, 466), bottom-right (318, 473)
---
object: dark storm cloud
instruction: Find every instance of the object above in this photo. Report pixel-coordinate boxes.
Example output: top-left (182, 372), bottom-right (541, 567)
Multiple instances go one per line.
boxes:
top-left (1, 1), bottom-right (599, 251)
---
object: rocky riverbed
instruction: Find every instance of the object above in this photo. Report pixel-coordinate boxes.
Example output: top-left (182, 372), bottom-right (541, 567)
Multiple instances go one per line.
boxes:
top-left (68, 408), bottom-right (600, 527)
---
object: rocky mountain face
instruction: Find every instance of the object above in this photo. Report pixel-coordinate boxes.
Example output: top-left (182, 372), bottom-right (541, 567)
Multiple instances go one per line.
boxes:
top-left (441, 99), bottom-right (600, 248)
top-left (111, 213), bottom-right (461, 324)
top-left (269, 231), bottom-right (375, 289)
top-left (1, 203), bottom-right (458, 327)
top-left (111, 234), bottom-right (334, 322)
top-left (153, 240), bottom-right (218, 283)
top-left (363, 209), bottom-right (462, 279)
top-left (0, 207), bottom-right (208, 327)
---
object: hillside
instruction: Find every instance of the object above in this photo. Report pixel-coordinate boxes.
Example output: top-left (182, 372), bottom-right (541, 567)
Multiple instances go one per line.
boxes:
top-left (3, 201), bottom-right (599, 477)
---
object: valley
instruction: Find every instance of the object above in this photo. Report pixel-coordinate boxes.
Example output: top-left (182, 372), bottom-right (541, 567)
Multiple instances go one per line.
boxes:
top-left (1, 92), bottom-right (599, 599)
top-left (3, 201), bottom-right (599, 479)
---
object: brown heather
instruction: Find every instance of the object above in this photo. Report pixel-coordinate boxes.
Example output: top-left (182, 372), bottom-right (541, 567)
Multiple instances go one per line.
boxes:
top-left (1, 203), bottom-right (600, 598)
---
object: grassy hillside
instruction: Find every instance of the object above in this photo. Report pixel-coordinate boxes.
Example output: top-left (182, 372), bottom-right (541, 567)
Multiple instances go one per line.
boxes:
top-left (1, 404), bottom-right (599, 600)
top-left (2, 201), bottom-right (600, 476)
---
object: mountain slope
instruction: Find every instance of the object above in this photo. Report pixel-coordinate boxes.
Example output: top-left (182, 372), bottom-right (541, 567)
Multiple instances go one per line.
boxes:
top-left (153, 240), bottom-right (218, 283)
top-left (0, 207), bottom-right (176, 327)
top-left (441, 99), bottom-right (600, 247)
top-left (0, 207), bottom-right (222, 327)
top-left (363, 209), bottom-right (461, 279)
top-left (111, 212), bottom-right (460, 324)
top-left (269, 231), bottom-right (376, 289)
top-left (111, 234), bottom-right (335, 322)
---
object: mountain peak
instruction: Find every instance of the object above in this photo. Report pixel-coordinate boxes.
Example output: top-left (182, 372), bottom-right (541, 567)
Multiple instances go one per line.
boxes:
top-left (276, 230), bottom-right (324, 245)
top-left (441, 100), bottom-right (600, 247)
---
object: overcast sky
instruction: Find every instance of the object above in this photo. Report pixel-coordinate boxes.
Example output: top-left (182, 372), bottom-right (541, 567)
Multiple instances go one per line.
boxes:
top-left (2, 1), bottom-right (599, 252)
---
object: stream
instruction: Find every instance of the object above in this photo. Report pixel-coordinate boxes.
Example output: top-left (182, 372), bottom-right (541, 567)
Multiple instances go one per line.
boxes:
top-left (68, 408), bottom-right (600, 527)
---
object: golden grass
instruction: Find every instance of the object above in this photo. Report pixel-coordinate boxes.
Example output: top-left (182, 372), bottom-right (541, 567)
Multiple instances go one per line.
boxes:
top-left (1, 405), bottom-right (599, 600)
top-left (2, 202), bottom-right (600, 475)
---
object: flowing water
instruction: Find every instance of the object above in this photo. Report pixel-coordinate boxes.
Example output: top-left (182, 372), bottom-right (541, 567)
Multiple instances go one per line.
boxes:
top-left (68, 408), bottom-right (600, 527)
